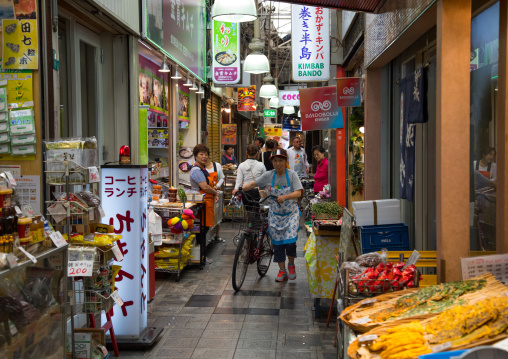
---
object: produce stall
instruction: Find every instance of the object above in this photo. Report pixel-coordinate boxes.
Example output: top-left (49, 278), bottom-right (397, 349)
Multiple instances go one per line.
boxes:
top-left (339, 272), bottom-right (508, 359)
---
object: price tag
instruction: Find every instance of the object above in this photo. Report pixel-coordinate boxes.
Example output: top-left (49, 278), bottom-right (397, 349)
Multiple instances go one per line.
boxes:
top-left (88, 166), bottom-right (100, 183)
top-left (14, 206), bottom-right (23, 215)
top-left (432, 342), bottom-right (452, 353)
top-left (110, 290), bottom-right (124, 307)
top-left (351, 316), bottom-right (372, 324)
top-left (88, 209), bottom-right (94, 221)
top-left (6, 253), bottom-right (18, 268)
top-left (112, 244), bottom-right (124, 261)
top-left (98, 205), bottom-right (105, 218)
top-left (67, 260), bottom-right (93, 277)
top-left (359, 334), bottom-right (378, 343)
top-left (5, 171), bottom-right (16, 187)
top-left (22, 204), bottom-right (35, 217)
top-left (18, 246), bottom-right (37, 263)
top-left (404, 250), bottom-right (421, 268)
top-left (360, 298), bottom-right (377, 306)
top-left (50, 231), bottom-right (67, 248)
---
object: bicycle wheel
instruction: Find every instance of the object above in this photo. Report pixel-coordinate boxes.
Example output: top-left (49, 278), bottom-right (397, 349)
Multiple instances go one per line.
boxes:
top-left (257, 233), bottom-right (273, 277)
top-left (232, 232), bottom-right (241, 247)
top-left (232, 233), bottom-right (250, 291)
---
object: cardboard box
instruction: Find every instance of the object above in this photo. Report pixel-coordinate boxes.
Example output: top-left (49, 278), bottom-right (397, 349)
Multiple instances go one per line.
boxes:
top-left (352, 199), bottom-right (401, 226)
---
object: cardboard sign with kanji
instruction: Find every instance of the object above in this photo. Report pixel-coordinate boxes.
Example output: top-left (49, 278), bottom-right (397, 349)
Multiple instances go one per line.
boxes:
top-left (3, 19), bottom-right (38, 70)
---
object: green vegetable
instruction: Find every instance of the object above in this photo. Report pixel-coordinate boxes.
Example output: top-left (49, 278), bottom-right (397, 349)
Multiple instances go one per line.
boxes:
top-left (311, 202), bottom-right (343, 216)
top-left (178, 186), bottom-right (187, 203)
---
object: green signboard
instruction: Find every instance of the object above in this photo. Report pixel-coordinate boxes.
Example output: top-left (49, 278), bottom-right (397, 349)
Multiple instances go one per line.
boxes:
top-left (264, 109), bottom-right (276, 118)
top-left (212, 21), bottom-right (240, 84)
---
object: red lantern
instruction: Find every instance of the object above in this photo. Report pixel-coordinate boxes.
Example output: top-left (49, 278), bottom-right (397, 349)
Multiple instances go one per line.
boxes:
top-left (119, 145), bottom-right (130, 164)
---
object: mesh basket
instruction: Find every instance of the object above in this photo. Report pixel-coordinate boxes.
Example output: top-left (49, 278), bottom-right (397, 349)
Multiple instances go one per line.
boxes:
top-left (230, 203), bottom-right (267, 232)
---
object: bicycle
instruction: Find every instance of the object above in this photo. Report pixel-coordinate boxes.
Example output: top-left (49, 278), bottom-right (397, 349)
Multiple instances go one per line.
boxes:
top-left (300, 177), bottom-right (315, 221)
top-left (229, 190), bottom-right (276, 291)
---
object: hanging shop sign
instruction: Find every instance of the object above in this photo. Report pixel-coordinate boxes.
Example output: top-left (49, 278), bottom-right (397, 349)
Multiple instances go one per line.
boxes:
top-left (2, 19), bottom-right (38, 70)
top-left (212, 20), bottom-right (240, 84)
top-left (291, 5), bottom-right (330, 82)
top-left (336, 77), bottom-right (361, 107)
top-left (177, 80), bottom-right (190, 121)
top-left (264, 125), bottom-right (282, 138)
top-left (237, 86), bottom-right (256, 111)
top-left (300, 86), bottom-right (343, 131)
top-left (264, 109), bottom-right (276, 118)
top-left (282, 115), bottom-right (301, 131)
top-left (143, 0), bottom-right (207, 82)
top-left (278, 90), bottom-right (300, 106)
top-left (101, 166), bottom-right (148, 337)
top-left (221, 124), bottom-right (237, 145)
top-left (139, 54), bottom-right (169, 114)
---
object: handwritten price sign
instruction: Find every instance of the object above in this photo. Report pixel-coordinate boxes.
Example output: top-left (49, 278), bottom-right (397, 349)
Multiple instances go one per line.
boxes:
top-left (68, 260), bottom-right (94, 277)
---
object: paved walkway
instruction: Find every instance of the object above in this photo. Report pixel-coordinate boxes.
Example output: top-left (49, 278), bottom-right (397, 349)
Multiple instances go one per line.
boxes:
top-left (120, 223), bottom-right (337, 359)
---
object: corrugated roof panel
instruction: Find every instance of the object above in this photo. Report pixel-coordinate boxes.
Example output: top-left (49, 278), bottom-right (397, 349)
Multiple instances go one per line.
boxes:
top-left (279, 0), bottom-right (383, 13)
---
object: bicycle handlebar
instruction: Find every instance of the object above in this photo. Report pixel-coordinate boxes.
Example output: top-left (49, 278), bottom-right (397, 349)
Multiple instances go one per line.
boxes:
top-left (235, 188), bottom-right (279, 207)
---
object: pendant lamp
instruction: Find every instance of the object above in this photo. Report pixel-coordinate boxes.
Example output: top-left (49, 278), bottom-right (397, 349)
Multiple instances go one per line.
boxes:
top-left (283, 106), bottom-right (295, 115)
top-left (184, 78), bottom-right (192, 87)
top-left (158, 57), bottom-right (170, 73)
top-left (171, 66), bottom-right (182, 79)
top-left (212, 0), bottom-right (257, 23)
top-left (244, 38), bottom-right (269, 74)
top-left (269, 97), bottom-right (279, 108)
top-left (259, 75), bottom-right (278, 99)
top-left (190, 81), bottom-right (198, 91)
top-left (196, 84), bottom-right (204, 94)
top-left (298, 110), bottom-right (301, 117)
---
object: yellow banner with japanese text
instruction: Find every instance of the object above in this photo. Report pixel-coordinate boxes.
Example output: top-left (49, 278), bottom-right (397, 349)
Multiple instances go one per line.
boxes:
top-left (3, 20), bottom-right (38, 70)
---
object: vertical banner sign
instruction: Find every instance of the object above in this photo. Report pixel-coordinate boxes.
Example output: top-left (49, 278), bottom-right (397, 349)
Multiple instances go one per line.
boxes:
top-left (101, 166), bottom-right (148, 337)
top-left (336, 77), bottom-right (361, 107)
top-left (177, 80), bottom-right (190, 121)
top-left (212, 20), bottom-right (240, 84)
top-left (278, 90), bottom-right (300, 106)
top-left (221, 124), bottom-right (237, 145)
top-left (237, 86), bottom-right (256, 111)
top-left (299, 86), bottom-right (343, 131)
top-left (291, 5), bottom-right (329, 82)
top-left (3, 19), bottom-right (38, 70)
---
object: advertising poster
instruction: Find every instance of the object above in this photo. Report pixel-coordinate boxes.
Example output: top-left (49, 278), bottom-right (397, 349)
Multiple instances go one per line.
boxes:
top-left (212, 20), bottom-right (240, 84)
top-left (221, 124), bottom-right (237, 145)
top-left (237, 86), bottom-right (256, 111)
top-left (279, 90), bottom-right (300, 106)
top-left (299, 86), bottom-right (343, 131)
top-left (13, 175), bottom-right (40, 214)
top-left (147, 128), bottom-right (168, 148)
top-left (0, 0), bottom-right (14, 20)
top-left (282, 115), bottom-right (301, 131)
top-left (146, 0), bottom-right (207, 82)
top-left (138, 54), bottom-right (169, 114)
top-left (3, 19), bottom-right (38, 70)
top-left (177, 80), bottom-right (190, 121)
top-left (336, 77), bottom-right (361, 107)
top-left (264, 125), bottom-right (283, 142)
top-left (14, 0), bottom-right (37, 19)
top-left (291, 5), bottom-right (330, 82)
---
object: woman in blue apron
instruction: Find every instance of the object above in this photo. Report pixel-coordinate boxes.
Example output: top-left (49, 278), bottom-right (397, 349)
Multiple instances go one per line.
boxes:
top-left (240, 149), bottom-right (303, 282)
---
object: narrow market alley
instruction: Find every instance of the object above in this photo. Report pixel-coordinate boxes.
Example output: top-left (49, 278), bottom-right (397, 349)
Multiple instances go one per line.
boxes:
top-left (126, 223), bottom-right (336, 359)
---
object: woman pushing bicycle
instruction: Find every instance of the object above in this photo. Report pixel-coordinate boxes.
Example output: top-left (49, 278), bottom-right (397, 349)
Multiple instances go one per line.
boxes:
top-left (239, 149), bottom-right (303, 282)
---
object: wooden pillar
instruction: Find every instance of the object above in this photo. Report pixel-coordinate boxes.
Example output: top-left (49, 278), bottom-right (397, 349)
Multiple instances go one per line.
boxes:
top-left (497, 0), bottom-right (508, 253)
top-left (436, 0), bottom-right (471, 282)
top-left (364, 68), bottom-right (382, 200)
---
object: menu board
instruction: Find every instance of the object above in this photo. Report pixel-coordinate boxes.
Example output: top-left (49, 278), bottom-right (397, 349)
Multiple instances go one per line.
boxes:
top-left (462, 254), bottom-right (508, 284)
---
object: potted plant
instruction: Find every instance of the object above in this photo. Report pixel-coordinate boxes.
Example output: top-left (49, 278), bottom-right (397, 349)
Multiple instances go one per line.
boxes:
top-left (311, 201), bottom-right (344, 220)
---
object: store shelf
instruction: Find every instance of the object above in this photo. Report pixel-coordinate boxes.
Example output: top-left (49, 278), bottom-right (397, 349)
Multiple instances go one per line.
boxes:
top-left (148, 127), bottom-right (168, 129)
top-left (178, 119), bottom-right (190, 122)
top-left (0, 244), bottom-right (68, 280)
top-left (148, 146), bottom-right (169, 149)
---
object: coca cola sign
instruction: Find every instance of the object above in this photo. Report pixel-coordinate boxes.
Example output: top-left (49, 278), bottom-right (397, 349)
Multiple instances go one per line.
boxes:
top-left (278, 90), bottom-right (300, 106)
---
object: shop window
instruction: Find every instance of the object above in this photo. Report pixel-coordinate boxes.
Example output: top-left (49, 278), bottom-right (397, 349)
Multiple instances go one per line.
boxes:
top-left (470, 1), bottom-right (499, 251)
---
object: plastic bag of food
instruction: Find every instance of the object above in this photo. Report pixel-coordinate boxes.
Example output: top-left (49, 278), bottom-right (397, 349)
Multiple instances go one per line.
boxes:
top-left (340, 261), bottom-right (365, 277)
top-left (355, 250), bottom-right (386, 267)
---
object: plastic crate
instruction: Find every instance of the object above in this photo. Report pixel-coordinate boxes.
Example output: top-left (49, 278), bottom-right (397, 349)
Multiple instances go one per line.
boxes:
top-left (360, 223), bottom-right (410, 253)
top-left (419, 350), bottom-right (467, 359)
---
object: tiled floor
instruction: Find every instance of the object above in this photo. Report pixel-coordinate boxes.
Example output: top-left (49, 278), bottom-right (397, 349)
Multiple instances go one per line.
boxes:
top-left (117, 223), bottom-right (337, 359)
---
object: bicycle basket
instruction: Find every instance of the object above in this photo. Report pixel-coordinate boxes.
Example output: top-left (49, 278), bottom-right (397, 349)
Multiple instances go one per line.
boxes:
top-left (229, 191), bottom-right (268, 231)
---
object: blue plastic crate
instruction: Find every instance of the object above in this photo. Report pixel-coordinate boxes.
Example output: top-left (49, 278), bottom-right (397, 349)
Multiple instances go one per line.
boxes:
top-left (360, 223), bottom-right (410, 253)
top-left (419, 350), bottom-right (467, 359)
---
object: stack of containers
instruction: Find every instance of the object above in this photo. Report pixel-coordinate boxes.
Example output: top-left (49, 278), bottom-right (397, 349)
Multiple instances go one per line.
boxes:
top-left (0, 79), bottom-right (37, 156)
top-left (352, 199), bottom-right (409, 254)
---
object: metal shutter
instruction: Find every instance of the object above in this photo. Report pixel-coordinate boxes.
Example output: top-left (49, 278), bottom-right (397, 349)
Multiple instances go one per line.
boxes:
top-left (206, 94), bottom-right (221, 163)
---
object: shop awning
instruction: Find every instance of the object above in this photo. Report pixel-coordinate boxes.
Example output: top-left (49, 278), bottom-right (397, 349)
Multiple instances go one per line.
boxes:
top-left (276, 0), bottom-right (384, 13)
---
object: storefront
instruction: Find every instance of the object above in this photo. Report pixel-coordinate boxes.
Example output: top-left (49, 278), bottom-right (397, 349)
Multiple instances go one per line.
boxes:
top-left (363, 0), bottom-right (508, 282)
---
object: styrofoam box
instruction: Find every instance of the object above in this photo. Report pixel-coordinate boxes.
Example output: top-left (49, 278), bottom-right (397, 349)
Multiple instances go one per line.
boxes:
top-left (352, 199), bottom-right (401, 226)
